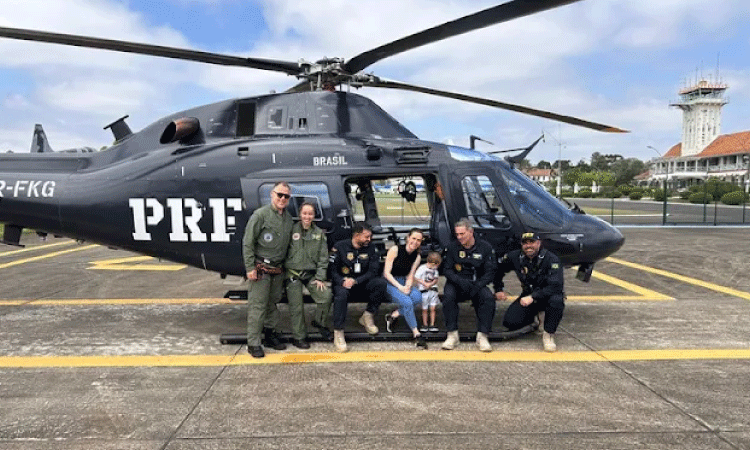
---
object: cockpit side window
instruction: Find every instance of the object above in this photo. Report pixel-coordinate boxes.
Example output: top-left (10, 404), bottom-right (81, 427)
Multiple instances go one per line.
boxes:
top-left (460, 175), bottom-right (510, 229)
top-left (500, 167), bottom-right (568, 229)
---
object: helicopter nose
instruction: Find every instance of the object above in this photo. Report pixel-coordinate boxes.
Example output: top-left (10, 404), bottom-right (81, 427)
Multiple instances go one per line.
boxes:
top-left (579, 216), bottom-right (625, 261)
top-left (597, 223), bottom-right (625, 259)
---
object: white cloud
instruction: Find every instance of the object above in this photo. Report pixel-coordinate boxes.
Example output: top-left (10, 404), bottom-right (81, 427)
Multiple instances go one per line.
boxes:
top-left (0, 0), bottom-right (749, 160)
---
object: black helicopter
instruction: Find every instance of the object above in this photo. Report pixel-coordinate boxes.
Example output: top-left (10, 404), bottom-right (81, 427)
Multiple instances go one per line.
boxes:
top-left (0, 0), bottom-right (625, 287)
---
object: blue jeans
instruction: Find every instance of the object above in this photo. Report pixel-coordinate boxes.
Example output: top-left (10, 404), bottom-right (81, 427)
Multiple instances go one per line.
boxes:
top-left (386, 276), bottom-right (422, 330)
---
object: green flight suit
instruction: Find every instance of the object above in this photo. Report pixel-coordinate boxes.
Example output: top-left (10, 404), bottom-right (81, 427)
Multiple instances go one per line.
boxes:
top-left (285, 222), bottom-right (332, 340)
top-left (243, 203), bottom-right (293, 346)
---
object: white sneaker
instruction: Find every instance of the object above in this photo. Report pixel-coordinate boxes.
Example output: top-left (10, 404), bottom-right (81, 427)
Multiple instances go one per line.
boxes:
top-left (442, 330), bottom-right (459, 350)
top-left (476, 332), bottom-right (492, 352)
top-left (334, 330), bottom-right (347, 352)
top-left (359, 311), bottom-right (379, 335)
top-left (542, 331), bottom-right (557, 352)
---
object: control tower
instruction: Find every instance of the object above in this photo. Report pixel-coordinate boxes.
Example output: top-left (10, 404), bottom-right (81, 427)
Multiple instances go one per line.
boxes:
top-left (670, 79), bottom-right (728, 156)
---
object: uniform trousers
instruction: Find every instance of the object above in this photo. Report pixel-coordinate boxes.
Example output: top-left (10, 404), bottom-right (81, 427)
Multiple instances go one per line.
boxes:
top-left (502, 294), bottom-right (565, 334)
top-left (442, 281), bottom-right (496, 334)
top-left (286, 274), bottom-right (332, 340)
top-left (246, 273), bottom-right (284, 346)
top-left (332, 277), bottom-right (388, 330)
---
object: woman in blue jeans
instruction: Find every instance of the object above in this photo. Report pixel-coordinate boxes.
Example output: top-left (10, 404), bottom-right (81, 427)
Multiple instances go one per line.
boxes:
top-left (383, 228), bottom-right (427, 348)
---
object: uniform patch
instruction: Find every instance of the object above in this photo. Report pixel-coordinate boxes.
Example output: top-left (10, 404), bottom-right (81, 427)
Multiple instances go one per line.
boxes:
top-left (455, 264), bottom-right (462, 272)
top-left (359, 254), bottom-right (369, 260)
top-left (551, 263), bottom-right (560, 269)
top-left (292, 233), bottom-right (301, 241)
top-left (342, 267), bottom-right (350, 275)
top-left (458, 251), bottom-right (466, 259)
top-left (263, 232), bottom-right (274, 242)
top-left (473, 253), bottom-right (482, 259)
top-left (347, 252), bottom-right (355, 261)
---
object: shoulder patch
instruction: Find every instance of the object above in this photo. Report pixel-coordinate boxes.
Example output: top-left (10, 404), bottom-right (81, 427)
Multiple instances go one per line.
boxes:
top-left (551, 263), bottom-right (560, 269)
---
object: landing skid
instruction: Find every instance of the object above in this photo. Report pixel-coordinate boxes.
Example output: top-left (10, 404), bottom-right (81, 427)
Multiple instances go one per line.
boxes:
top-left (219, 323), bottom-right (537, 345)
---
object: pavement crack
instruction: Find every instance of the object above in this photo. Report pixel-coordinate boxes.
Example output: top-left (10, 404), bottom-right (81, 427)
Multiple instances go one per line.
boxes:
top-left (157, 345), bottom-right (242, 450)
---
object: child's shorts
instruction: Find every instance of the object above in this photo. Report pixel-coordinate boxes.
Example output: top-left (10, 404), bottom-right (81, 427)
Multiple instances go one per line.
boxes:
top-left (421, 290), bottom-right (439, 309)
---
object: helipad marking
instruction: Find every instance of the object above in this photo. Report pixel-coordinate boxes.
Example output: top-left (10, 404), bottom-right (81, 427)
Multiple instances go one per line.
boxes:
top-left (567, 270), bottom-right (673, 301)
top-left (0, 240), bottom-right (73, 257)
top-left (1, 348), bottom-right (750, 368)
top-left (0, 244), bottom-right (98, 269)
top-left (88, 255), bottom-right (186, 271)
top-left (0, 298), bottom-right (234, 306)
top-left (607, 257), bottom-right (750, 301)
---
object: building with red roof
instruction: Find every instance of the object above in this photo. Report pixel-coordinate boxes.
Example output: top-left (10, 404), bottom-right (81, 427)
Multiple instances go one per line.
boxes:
top-left (649, 80), bottom-right (750, 192)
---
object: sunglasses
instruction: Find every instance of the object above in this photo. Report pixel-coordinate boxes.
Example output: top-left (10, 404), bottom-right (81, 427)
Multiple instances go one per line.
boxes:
top-left (273, 191), bottom-right (291, 200)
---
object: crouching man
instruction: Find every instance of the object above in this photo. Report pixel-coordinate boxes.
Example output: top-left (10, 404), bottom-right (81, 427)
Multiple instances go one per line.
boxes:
top-left (495, 232), bottom-right (565, 352)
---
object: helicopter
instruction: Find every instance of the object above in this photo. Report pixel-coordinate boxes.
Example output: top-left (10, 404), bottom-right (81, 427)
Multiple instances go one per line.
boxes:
top-left (0, 0), bottom-right (625, 292)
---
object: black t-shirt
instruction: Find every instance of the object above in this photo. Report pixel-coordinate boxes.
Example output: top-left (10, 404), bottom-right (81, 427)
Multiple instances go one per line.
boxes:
top-left (391, 244), bottom-right (419, 277)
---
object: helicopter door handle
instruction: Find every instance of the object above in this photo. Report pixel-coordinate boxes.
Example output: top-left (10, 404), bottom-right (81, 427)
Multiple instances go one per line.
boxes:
top-left (237, 147), bottom-right (249, 157)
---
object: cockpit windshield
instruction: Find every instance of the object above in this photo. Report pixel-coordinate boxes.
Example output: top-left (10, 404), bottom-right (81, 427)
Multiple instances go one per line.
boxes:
top-left (498, 164), bottom-right (570, 230)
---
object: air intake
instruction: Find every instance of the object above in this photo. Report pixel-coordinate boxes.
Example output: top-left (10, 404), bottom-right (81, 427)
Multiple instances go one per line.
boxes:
top-left (394, 146), bottom-right (430, 164)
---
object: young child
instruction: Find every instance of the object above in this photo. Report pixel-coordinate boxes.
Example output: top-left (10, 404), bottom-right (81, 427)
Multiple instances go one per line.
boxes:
top-left (414, 251), bottom-right (442, 332)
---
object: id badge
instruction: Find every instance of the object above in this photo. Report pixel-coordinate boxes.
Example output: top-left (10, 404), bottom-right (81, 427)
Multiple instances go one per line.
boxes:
top-left (354, 263), bottom-right (362, 273)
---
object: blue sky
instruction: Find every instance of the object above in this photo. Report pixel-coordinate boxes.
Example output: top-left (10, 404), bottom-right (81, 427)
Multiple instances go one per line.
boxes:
top-left (1, 0), bottom-right (749, 164)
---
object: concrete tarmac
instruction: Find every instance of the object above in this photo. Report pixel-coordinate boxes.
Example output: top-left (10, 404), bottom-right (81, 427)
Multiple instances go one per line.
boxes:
top-left (1, 227), bottom-right (749, 449)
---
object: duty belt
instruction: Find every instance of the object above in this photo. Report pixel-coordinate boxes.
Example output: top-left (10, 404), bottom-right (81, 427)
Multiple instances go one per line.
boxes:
top-left (255, 259), bottom-right (283, 276)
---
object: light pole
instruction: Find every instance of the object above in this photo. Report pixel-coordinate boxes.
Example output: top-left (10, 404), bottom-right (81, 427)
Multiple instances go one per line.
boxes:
top-left (648, 146), bottom-right (668, 225)
top-left (545, 129), bottom-right (565, 198)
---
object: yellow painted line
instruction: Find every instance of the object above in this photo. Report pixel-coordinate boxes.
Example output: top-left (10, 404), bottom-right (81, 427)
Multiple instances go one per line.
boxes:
top-left (506, 269), bottom-right (674, 302)
top-left (567, 295), bottom-right (672, 302)
top-left (581, 271), bottom-right (673, 301)
top-left (0, 298), bottom-right (235, 306)
top-left (2, 348), bottom-right (750, 368)
top-left (88, 255), bottom-right (186, 271)
top-left (0, 244), bottom-right (98, 269)
top-left (0, 240), bottom-right (73, 257)
top-left (607, 257), bottom-right (750, 301)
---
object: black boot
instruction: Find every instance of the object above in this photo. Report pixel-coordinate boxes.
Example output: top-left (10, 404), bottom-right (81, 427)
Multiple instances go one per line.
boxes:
top-left (263, 328), bottom-right (287, 350)
top-left (311, 320), bottom-right (333, 341)
top-left (248, 345), bottom-right (265, 358)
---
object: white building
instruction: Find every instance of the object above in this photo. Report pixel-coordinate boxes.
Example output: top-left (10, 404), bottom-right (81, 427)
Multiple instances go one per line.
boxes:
top-left (650, 79), bottom-right (750, 192)
top-left (524, 168), bottom-right (557, 184)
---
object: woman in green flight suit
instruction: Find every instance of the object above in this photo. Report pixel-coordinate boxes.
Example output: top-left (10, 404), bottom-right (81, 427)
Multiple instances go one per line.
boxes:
top-left (284, 202), bottom-right (332, 348)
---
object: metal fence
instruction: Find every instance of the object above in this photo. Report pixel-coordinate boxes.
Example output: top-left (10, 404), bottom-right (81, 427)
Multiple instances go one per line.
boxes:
top-left (564, 189), bottom-right (749, 226)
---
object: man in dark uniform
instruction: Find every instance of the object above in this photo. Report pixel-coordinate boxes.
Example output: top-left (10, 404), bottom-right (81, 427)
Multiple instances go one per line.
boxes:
top-left (495, 232), bottom-right (565, 352)
top-left (329, 222), bottom-right (388, 352)
top-left (441, 218), bottom-right (496, 352)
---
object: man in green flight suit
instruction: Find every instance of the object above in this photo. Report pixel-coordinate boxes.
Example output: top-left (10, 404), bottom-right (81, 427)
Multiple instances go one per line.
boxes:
top-left (243, 182), bottom-right (294, 358)
top-left (285, 202), bottom-right (332, 348)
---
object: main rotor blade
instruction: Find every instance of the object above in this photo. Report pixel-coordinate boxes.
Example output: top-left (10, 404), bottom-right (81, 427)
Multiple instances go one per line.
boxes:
top-left (370, 79), bottom-right (628, 133)
top-left (0, 26), bottom-right (301, 75)
top-left (343, 0), bottom-right (582, 74)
